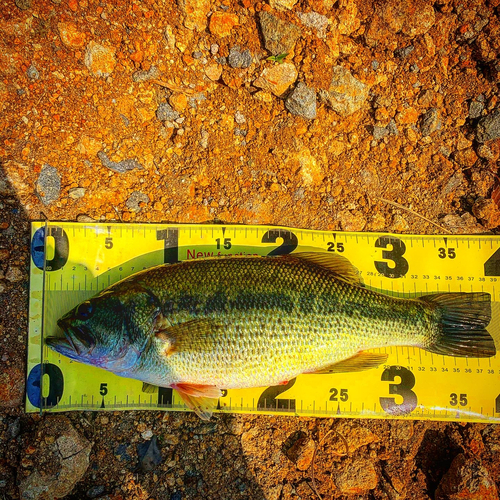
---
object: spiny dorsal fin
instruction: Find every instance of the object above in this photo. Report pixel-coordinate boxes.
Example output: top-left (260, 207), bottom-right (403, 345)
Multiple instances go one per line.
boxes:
top-left (292, 252), bottom-right (364, 286)
top-left (307, 352), bottom-right (388, 374)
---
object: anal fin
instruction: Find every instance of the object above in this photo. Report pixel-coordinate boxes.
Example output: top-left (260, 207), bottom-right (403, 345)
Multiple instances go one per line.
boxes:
top-left (172, 383), bottom-right (223, 420)
top-left (308, 352), bottom-right (388, 374)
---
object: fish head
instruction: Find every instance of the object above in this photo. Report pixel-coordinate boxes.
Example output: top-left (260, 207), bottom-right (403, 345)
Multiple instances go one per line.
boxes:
top-left (47, 283), bottom-right (160, 373)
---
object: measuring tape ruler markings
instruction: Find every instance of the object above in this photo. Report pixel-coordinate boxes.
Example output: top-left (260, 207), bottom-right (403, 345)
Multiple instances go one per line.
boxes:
top-left (26, 223), bottom-right (500, 422)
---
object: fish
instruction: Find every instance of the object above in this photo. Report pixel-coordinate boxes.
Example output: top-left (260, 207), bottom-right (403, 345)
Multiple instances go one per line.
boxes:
top-left (47, 253), bottom-right (496, 419)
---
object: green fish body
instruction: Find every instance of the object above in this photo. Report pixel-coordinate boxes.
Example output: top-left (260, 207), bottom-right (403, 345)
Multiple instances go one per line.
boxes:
top-left (49, 253), bottom-right (495, 419)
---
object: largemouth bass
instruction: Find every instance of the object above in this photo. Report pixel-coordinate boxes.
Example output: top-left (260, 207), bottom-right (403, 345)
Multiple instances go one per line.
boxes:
top-left (47, 253), bottom-right (496, 419)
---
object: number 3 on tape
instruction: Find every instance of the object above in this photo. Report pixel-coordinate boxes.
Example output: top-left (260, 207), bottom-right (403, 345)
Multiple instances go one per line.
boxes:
top-left (380, 366), bottom-right (417, 416)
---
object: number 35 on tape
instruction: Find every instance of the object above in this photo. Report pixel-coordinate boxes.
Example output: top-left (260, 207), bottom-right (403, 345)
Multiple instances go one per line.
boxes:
top-left (26, 223), bottom-right (500, 422)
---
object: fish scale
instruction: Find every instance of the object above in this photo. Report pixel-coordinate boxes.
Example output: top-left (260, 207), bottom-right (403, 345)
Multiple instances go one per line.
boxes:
top-left (125, 256), bottom-right (438, 388)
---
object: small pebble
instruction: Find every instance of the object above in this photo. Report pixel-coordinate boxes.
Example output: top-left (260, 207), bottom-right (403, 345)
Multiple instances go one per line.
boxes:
top-left (285, 82), bottom-right (317, 119)
top-left (142, 429), bottom-right (154, 440)
top-left (228, 46), bottom-right (252, 69)
top-left (476, 109), bottom-right (500, 143)
top-left (15, 0), bottom-right (32, 9)
top-left (420, 107), bottom-right (440, 136)
top-left (68, 187), bottom-right (86, 199)
top-left (26, 65), bottom-right (39, 80)
top-left (126, 191), bottom-right (150, 212)
top-left (235, 111), bottom-right (246, 124)
top-left (469, 100), bottom-right (484, 119)
top-left (97, 152), bottom-right (143, 174)
top-left (86, 485), bottom-right (106, 498)
top-left (372, 126), bottom-right (389, 140)
top-left (156, 102), bottom-right (181, 122)
top-left (394, 45), bottom-right (415, 59)
top-left (36, 164), bottom-right (61, 205)
top-left (6, 267), bottom-right (23, 283)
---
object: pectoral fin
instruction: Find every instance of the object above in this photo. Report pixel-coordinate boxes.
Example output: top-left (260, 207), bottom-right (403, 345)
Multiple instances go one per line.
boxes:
top-left (142, 382), bottom-right (157, 394)
top-left (172, 383), bottom-right (222, 420)
top-left (307, 352), bottom-right (388, 374)
top-left (155, 318), bottom-right (223, 357)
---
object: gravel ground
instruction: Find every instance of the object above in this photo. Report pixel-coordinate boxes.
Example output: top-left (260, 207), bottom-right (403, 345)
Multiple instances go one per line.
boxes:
top-left (1, 0), bottom-right (500, 498)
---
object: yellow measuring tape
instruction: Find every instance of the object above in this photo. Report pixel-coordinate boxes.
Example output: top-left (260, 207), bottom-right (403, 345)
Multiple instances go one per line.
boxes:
top-left (27, 222), bottom-right (500, 422)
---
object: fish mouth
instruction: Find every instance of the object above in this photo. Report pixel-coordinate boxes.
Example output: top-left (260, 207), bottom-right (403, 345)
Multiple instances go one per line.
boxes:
top-left (47, 321), bottom-right (95, 358)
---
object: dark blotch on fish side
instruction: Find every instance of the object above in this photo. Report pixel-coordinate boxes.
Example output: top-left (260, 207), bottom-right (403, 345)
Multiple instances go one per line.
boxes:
top-left (203, 291), bottom-right (228, 314)
top-left (177, 294), bottom-right (201, 315)
top-left (230, 291), bottom-right (294, 313)
top-left (163, 300), bottom-right (176, 315)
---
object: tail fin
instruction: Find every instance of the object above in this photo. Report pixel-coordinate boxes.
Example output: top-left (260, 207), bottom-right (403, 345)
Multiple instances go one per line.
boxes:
top-left (420, 292), bottom-right (496, 358)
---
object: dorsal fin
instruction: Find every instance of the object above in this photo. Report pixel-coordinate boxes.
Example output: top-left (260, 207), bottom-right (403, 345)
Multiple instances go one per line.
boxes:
top-left (292, 252), bottom-right (363, 285)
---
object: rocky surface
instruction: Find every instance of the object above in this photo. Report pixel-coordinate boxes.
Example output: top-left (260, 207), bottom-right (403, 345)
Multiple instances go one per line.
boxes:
top-left (1, 0), bottom-right (500, 498)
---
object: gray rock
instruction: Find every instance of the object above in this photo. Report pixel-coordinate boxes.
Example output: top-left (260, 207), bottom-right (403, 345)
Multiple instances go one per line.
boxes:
top-left (372, 60), bottom-right (379, 71)
top-left (97, 151), bottom-right (143, 174)
top-left (394, 45), bottom-right (414, 58)
top-left (477, 144), bottom-right (494, 160)
top-left (476, 110), bottom-right (500, 143)
top-left (76, 214), bottom-right (95, 222)
top-left (294, 187), bottom-right (305, 200)
top-left (228, 46), bottom-right (252, 69)
top-left (7, 418), bottom-right (20, 439)
top-left (126, 191), bottom-right (150, 212)
top-left (156, 102), bottom-right (180, 122)
top-left (319, 66), bottom-right (369, 117)
top-left (372, 126), bottom-right (389, 140)
top-left (15, 0), bottom-right (31, 9)
top-left (469, 100), bottom-right (484, 119)
top-left (26, 65), bottom-right (39, 80)
top-left (137, 436), bottom-right (162, 472)
top-left (387, 119), bottom-right (399, 136)
top-left (188, 92), bottom-right (206, 109)
top-left (6, 267), bottom-right (23, 282)
top-left (285, 82), bottom-right (317, 119)
top-left (36, 164), bottom-right (61, 205)
top-left (420, 107), bottom-right (440, 136)
top-left (132, 65), bottom-right (160, 82)
top-left (441, 213), bottom-right (484, 234)
top-left (68, 187), bottom-right (86, 199)
top-left (259, 11), bottom-right (301, 56)
top-left (87, 485), bottom-right (106, 498)
top-left (296, 11), bottom-right (329, 38)
top-left (19, 416), bottom-right (92, 500)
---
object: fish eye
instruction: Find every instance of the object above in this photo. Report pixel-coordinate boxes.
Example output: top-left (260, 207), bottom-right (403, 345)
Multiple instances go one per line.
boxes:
top-left (76, 301), bottom-right (94, 321)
